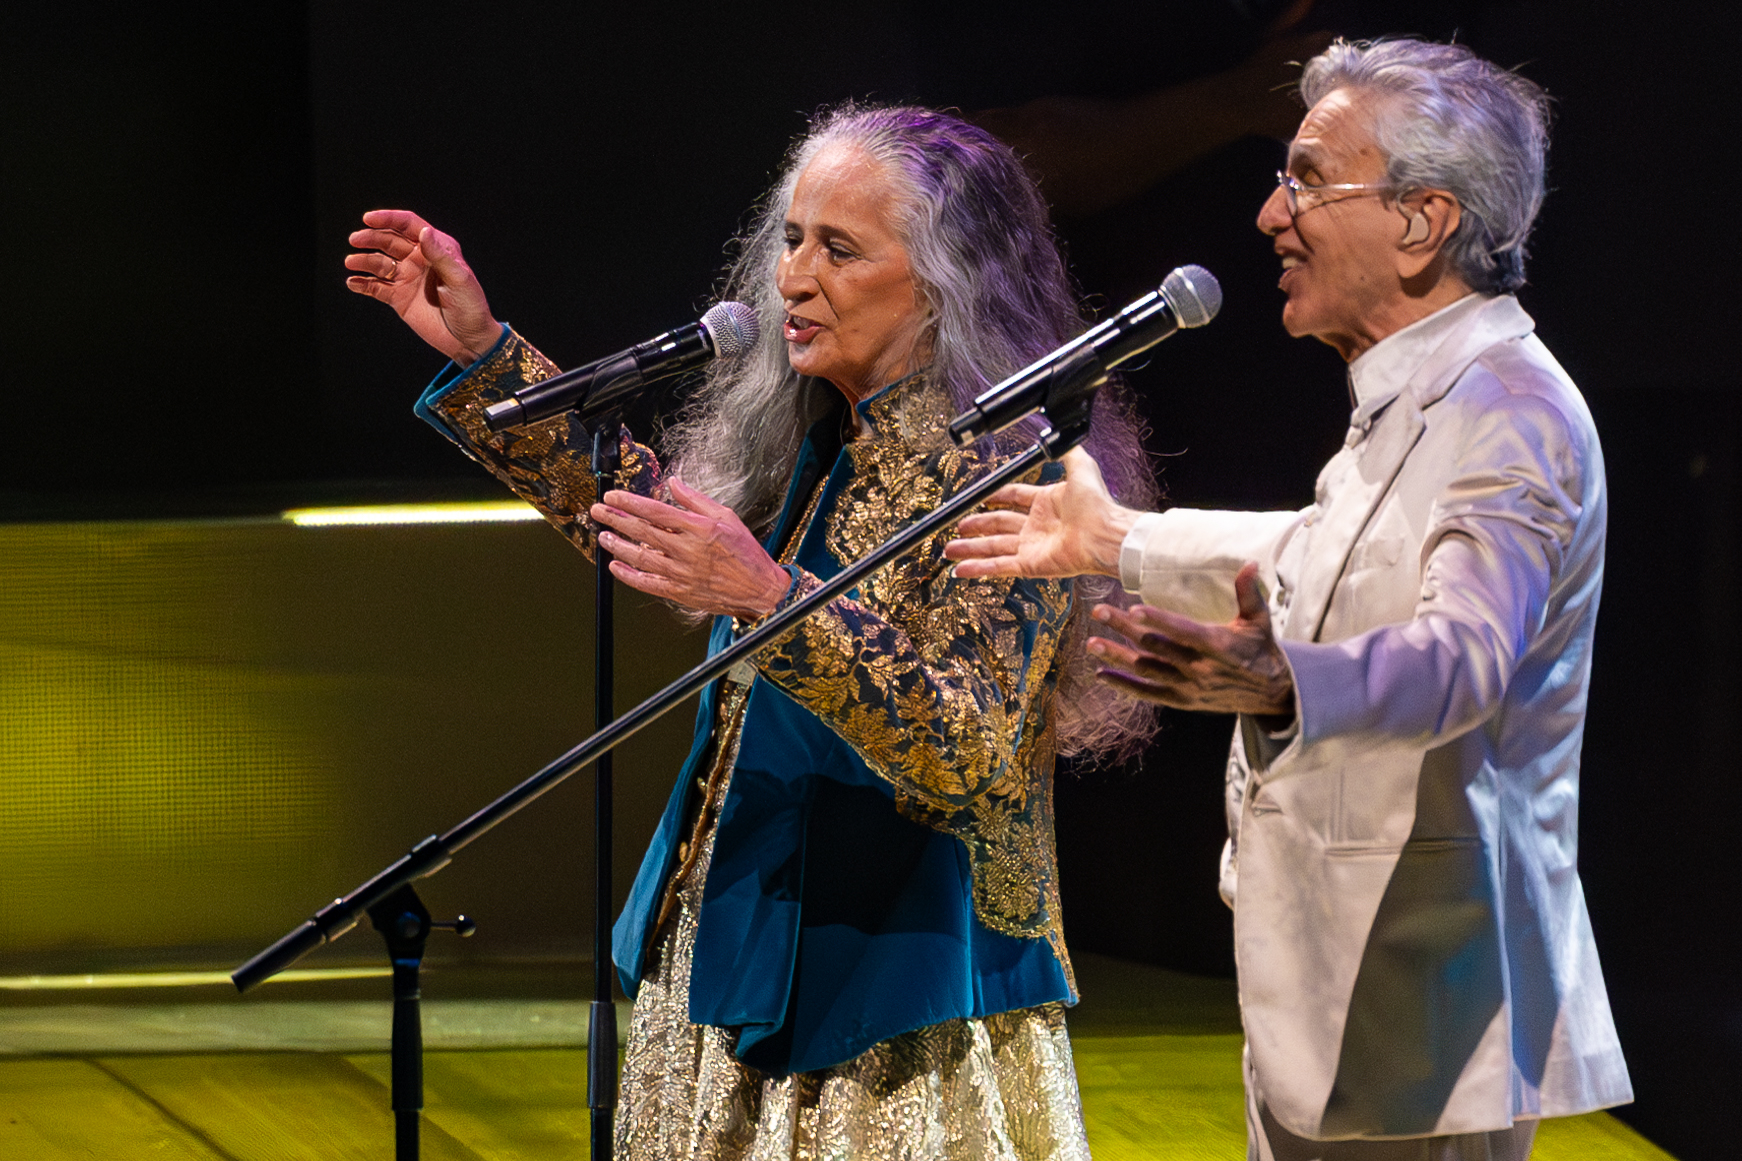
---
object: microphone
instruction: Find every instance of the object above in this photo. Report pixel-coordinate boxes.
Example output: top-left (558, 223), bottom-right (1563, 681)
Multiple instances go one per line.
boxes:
top-left (482, 301), bottom-right (759, 432)
top-left (947, 265), bottom-right (1221, 446)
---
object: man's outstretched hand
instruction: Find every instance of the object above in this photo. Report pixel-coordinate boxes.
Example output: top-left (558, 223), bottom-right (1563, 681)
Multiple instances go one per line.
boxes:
top-left (1090, 562), bottom-right (1294, 717)
top-left (945, 447), bottom-right (1136, 580)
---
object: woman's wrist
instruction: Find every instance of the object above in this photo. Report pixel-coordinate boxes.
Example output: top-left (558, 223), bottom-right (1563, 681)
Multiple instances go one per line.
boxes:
top-left (740, 563), bottom-right (796, 622)
top-left (449, 320), bottom-right (506, 367)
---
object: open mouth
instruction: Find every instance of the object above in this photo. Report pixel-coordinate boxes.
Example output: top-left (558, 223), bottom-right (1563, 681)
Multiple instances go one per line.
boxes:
top-left (784, 314), bottom-right (823, 344)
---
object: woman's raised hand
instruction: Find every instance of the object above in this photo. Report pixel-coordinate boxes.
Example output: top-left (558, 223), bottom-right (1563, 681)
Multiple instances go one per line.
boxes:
top-left (345, 210), bottom-right (505, 365)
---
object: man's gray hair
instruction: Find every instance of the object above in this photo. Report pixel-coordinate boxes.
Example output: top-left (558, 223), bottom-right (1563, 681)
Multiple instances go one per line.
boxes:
top-left (1301, 39), bottom-right (1551, 294)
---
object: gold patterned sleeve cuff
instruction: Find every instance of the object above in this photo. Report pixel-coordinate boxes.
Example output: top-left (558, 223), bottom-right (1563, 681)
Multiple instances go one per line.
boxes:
top-left (729, 566), bottom-right (804, 638)
top-left (424, 327), bottom-right (663, 556)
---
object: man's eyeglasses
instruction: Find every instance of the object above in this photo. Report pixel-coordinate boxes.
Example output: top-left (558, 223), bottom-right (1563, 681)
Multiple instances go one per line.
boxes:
top-left (1275, 170), bottom-right (1400, 217)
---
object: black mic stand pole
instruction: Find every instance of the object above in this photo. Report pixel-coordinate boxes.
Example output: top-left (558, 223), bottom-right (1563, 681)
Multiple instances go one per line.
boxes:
top-left (589, 423), bottom-right (621, 1161)
top-left (366, 885), bottom-right (474, 1161)
top-left (232, 360), bottom-right (1110, 1160)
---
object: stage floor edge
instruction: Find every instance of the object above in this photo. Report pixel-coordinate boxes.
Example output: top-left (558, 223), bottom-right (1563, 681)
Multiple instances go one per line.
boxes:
top-left (0, 952), bottom-right (1674, 1160)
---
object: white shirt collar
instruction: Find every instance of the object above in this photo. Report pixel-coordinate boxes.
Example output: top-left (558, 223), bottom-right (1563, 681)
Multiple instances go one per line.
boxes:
top-left (1346, 293), bottom-right (1489, 424)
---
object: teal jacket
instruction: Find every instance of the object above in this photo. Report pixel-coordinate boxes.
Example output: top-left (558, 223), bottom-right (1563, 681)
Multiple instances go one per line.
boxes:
top-left (419, 327), bottom-right (1077, 1075)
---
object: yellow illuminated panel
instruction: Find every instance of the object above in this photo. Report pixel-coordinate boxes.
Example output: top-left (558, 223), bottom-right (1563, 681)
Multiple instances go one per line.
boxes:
top-left (0, 966), bottom-right (389, 990)
top-left (282, 502), bottom-right (543, 527)
top-left (0, 521), bottom-right (346, 955)
top-left (0, 511), bottom-right (701, 972)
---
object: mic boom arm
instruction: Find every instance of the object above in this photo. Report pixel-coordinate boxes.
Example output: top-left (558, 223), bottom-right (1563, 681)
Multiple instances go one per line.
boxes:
top-left (481, 301), bottom-right (759, 433)
top-left (947, 264), bottom-right (1220, 446)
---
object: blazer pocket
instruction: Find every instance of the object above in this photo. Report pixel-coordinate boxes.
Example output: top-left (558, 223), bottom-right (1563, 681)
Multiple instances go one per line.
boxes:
top-left (1322, 836), bottom-right (1480, 858)
top-left (1325, 833), bottom-right (1502, 1138)
top-left (1345, 534), bottom-right (1405, 573)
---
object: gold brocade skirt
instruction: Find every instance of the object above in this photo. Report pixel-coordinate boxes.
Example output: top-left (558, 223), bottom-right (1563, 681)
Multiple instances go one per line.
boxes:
top-left (614, 793), bottom-right (1093, 1161)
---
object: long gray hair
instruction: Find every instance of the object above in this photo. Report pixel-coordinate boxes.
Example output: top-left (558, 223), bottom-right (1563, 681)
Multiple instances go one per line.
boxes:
top-left (1301, 39), bottom-right (1552, 294)
top-left (664, 104), bottom-right (1156, 759)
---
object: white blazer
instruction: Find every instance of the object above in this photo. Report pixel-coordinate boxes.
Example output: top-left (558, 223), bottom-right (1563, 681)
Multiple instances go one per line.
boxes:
top-left (1121, 295), bottom-right (1632, 1140)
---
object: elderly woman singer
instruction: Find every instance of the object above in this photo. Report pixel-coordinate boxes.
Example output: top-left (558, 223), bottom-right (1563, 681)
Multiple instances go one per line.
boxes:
top-left (346, 105), bottom-right (1154, 1160)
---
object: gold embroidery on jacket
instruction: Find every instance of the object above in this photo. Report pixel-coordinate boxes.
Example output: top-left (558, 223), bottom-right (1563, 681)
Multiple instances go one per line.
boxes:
top-left (756, 375), bottom-right (1075, 981)
top-left (428, 327), bottom-right (661, 554)
top-left (618, 787), bottom-right (1090, 1159)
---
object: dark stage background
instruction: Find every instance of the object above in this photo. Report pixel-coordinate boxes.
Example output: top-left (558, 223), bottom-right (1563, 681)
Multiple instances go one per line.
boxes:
top-left (3, 2), bottom-right (1736, 1157)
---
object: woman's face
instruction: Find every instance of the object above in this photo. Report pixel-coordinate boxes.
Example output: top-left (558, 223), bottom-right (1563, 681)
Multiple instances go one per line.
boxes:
top-left (776, 144), bottom-right (929, 403)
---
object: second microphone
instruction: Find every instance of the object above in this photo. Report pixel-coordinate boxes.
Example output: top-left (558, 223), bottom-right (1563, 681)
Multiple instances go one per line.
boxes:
top-left (483, 301), bottom-right (760, 433)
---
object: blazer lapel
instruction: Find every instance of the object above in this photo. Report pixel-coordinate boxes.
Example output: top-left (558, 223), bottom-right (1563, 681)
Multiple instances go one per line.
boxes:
top-left (1283, 395), bottom-right (1426, 642)
top-left (1279, 297), bottom-right (1537, 643)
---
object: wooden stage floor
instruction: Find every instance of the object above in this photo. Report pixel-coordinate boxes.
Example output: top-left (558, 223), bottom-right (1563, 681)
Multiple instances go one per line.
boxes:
top-left (0, 954), bottom-right (1674, 1160)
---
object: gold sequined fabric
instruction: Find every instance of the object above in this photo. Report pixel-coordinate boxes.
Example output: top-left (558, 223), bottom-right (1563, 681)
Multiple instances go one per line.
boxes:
top-left (426, 327), bottom-right (661, 552)
top-left (617, 761), bottom-right (1091, 1161)
top-left (754, 374), bottom-right (1077, 975)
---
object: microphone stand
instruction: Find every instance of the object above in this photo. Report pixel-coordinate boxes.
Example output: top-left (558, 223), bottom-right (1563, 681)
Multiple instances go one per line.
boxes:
top-left (589, 422), bottom-right (620, 1161)
top-left (231, 358), bottom-right (1107, 1157)
top-left (367, 885), bottom-right (474, 1161)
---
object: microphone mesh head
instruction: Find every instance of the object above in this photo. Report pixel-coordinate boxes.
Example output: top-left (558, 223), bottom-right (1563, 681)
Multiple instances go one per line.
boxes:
top-left (1162, 265), bottom-right (1222, 328)
top-left (702, 301), bottom-right (760, 359)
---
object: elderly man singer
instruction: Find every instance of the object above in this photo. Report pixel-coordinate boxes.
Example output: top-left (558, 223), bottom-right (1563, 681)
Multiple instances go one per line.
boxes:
top-left (948, 38), bottom-right (1631, 1161)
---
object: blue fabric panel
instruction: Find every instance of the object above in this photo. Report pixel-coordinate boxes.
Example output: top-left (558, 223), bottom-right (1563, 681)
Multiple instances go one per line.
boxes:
top-left (612, 420), bottom-right (832, 996)
top-left (969, 912), bottom-right (1072, 1016)
top-left (743, 783), bottom-right (976, 1071)
top-left (611, 656), bottom-right (724, 998)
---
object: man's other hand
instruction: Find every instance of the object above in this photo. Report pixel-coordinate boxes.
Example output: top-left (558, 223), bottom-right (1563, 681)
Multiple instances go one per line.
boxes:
top-left (1090, 562), bottom-right (1294, 716)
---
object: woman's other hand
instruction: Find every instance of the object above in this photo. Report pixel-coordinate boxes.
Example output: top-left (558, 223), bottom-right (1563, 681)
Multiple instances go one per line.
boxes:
top-left (345, 209), bottom-right (505, 365)
top-left (592, 477), bottom-right (792, 620)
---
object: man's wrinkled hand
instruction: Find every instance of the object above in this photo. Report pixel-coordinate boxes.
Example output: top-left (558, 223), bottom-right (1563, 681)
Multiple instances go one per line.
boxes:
top-left (1089, 562), bottom-right (1294, 716)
